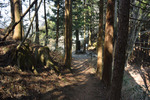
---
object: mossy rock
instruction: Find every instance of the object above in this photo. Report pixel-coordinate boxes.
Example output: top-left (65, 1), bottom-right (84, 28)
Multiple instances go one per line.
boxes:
top-left (16, 44), bottom-right (35, 71)
top-left (32, 46), bottom-right (60, 73)
top-left (14, 44), bottom-right (60, 74)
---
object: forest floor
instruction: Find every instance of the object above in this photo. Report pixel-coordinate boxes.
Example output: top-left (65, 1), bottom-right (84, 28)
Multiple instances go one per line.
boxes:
top-left (0, 39), bottom-right (150, 100)
top-left (0, 43), bottom-right (107, 100)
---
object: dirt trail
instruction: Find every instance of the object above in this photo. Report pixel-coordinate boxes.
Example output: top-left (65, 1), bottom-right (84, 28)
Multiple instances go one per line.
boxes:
top-left (0, 49), bottom-right (106, 100)
top-left (69, 54), bottom-right (106, 100)
top-left (40, 54), bottom-right (106, 100)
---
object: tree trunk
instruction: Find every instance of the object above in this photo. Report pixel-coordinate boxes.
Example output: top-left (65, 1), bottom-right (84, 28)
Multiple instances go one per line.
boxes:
top-left (88, 3), bottom-right (92, 46)
top-left (102, 0), bottom-right (115, 87)
top-left (96, 0), bottom-right (103, 80)
top-left (69, 0), bottom-right (72, 62)
top-left (13, 0), bottom-right (23, 40)
top-left (29, 0), bottom-right (33, 37)
top-left (44, 0), bottom-right (48, 46)
top-left (88, 27), bottom-right (92, 46)
top-left (109, 0), bottom-right (130, 99)
top-left (83, 0), bottom-right (86, 53)
top-left (20, 0), bottom-right (24, 38)
top-left (56, 0), bottom-right (60, 49)
top-left (35, 0), bottom-right (39, 44)
top-left (17, 0), bottom-right (42, 49)
top-left (75, 29), bottom-right (80, 53)
top-left (64, 0), bottom-right (72, 69)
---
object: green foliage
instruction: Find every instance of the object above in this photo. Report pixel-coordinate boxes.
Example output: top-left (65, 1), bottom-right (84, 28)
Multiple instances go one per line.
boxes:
top-left (38, 20), bottom-right (56, 45)
top-left (49, 0), bottom-right (65, 38)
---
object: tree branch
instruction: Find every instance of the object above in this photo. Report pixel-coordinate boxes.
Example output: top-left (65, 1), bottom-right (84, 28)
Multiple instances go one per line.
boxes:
top-left (17, 0), bottom-right (43, 49)
top-left (2, 0), bottom-right (37, 41)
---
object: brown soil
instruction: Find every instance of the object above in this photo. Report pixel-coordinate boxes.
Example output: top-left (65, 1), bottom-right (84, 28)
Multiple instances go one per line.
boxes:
top-left (0, 44), bottom-right (107, 100)
top-left (0, 40), bottom-right (149, 100)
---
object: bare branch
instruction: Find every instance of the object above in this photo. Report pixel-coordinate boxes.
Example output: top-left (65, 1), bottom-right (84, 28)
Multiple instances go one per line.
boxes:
top-left (2, 0), bottom-right (37, 41)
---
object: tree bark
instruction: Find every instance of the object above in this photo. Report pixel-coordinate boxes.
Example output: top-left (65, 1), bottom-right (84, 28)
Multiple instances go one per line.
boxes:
top-left (64, 0), bottom-right (72, 69)
top-left (17, 0), bottom-right (42, 49)
top-left (13, 0), bottom-right (23, 40)
top-left (109, 0), bottom-right (130, 99)
top-left (44, 0), bottom-right (48, 46)
top-left (56, 0), bottom-right (60, 49)
top-left (75, 29), bottom-right (80, 53)
top-left (97, 0), bottom-right (103, 80)
top-left (88, 3), bottom-right (92, 46)
top-left (88, 28), bottom-right (92, 46)
top-left (29, 0), bottom-right (34, 37)
top-left (35, 0), bottom-right (39, 44)
top-left (102, 0), bottom-right (115, 87)
top-left (83, 0), bottom-right (86, 53)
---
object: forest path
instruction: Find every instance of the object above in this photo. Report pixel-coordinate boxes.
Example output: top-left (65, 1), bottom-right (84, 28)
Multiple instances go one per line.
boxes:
top-left (40, 53), bottom-right (106, 100)
top-left (68, 54), bottom-right (106, 100)
top-left (0, 45), bottom-right (107, 100)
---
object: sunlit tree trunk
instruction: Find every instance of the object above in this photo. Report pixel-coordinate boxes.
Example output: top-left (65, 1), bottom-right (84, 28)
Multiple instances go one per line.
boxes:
top-left (13, 0), bottom-right (23, 40)
top-left (44, 0), bottom-right (48, 46)
top-left (109, 0), bottom-right (130, 99)
top-left (102, 0), bottom-right (115, 87)
top-left (35, 0), bottom-right (39, 44)
top-left (88, 28), bottom-right (92, 46)
top-left (56, 0), bottom-right (60, 49)
top-left (88, 4), bottom-right (92, 46)
top-left (97, 0), bottom-right (103, 80)
top-left (88, 13), bottom-right (92, 47)
top-left (64, 0), bottom-right (72, 68)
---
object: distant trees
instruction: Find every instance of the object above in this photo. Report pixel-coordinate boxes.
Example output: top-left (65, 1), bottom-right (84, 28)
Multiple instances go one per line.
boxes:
top-left (0, 0), bottom-right (149, 99)
top-left (72, 0), bottom-right (84, 53)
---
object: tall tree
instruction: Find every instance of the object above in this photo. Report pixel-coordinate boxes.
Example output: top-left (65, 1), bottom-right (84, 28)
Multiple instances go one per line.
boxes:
top-left (83, 0), bottom-right (86, 53)
top-left (35, 0), bottom-right (39, 44)
top-left (13, 0), bottom-right (24, 40)
top-left (29, 0), bottom-right (34, 37)
top-left (96, 0), bottom-right (103, 80)
top-left (51, 0), bottom-right (65, 39)
top-left (109, 0), bottom-right (130, 99)
top-left (102, 0), bottom-right (115, 87)
top-left (72, 0), bottom-right (84, 53)
top-left (56, 0), bottom-right (60, 49)
top-left (64, 0), bottom-right (72, 69)
top-left (44, 0), bottom-right (48, 46)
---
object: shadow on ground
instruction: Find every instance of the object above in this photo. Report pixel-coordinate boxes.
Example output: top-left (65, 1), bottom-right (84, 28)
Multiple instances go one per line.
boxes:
top-left (0, 52), bottom-right (149, 100)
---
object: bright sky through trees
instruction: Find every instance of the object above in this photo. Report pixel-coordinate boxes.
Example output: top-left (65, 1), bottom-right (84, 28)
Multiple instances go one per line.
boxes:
top-left (0, 0), bottom-right (54, 28)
